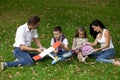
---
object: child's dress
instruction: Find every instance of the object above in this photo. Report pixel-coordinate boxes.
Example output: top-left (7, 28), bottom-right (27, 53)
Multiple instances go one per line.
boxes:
top-left (62, 38), bottom-right (94, 60)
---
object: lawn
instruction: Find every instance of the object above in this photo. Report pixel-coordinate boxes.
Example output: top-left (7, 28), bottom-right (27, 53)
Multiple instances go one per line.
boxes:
top-left (0, 0), bottom-right (120, 80)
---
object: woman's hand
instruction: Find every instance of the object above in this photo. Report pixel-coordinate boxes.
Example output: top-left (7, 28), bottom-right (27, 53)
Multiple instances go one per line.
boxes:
top-left (94, 48), bottom-right (100, 52)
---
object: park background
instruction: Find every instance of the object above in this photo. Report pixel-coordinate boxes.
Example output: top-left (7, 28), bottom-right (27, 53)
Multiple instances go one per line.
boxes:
top-left (0, 0), bottom-right (120, 80)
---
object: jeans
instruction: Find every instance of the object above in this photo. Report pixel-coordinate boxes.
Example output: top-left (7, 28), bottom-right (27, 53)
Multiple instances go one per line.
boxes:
top-left (89, 48), bottom-right (115, 63)
top-left (6, 47), bottom-right (38, 67)
top-left (62, 51), bottom-right (72, 58)
top-left (50, 51), bottom-right (70, 59)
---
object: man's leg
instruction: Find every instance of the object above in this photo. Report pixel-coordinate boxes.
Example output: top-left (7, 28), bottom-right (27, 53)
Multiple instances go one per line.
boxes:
top-left (7, 48), bottom-right (34, 67)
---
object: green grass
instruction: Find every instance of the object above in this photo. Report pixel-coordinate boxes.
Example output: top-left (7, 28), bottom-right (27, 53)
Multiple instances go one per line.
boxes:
top-left (0, 0), bottom-right (120, 80)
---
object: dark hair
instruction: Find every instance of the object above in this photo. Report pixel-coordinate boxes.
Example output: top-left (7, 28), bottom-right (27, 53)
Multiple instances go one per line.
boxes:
top-left (53, 26), bottom-right (62, 33)
top-left (28, 16), bottom-right (40, 25)
top-left (75, 27), bottom-right (87, 38)
top-left (90, 20), bottom-right (106, 39)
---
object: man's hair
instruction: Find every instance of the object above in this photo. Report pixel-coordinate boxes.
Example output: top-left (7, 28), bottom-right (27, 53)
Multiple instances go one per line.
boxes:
top-left (28, 16), bottom-right (40, 25)
top-left (53, 26), bottom-right (62, 33)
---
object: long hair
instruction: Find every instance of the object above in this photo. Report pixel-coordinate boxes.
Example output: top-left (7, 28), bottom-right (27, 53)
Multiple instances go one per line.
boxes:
top-left (75, 27), bottom-right (87, 38)
top-left (90, 20), bottom-right (106, 39)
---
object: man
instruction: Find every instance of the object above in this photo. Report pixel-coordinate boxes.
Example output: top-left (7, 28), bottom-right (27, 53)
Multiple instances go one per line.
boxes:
top-left (0, 16), bottom-right (45, 71)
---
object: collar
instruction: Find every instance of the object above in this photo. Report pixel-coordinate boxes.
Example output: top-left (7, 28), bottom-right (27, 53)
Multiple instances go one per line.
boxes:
top-left (25, 23), bottom-right (30, 32)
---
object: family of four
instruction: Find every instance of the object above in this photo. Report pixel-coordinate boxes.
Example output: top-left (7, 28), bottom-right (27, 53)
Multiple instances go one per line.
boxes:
top-left (1, 16), bottom-right (120, 71)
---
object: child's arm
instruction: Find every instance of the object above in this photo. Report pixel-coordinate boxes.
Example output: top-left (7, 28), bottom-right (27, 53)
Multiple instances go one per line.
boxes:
top-left (72, 38), bottom-right (76, 50)
top-left (61, 43), bottom-right (69, 51)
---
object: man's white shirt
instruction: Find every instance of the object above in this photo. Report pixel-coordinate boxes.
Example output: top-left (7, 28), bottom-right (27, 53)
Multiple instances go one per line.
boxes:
top-left (13, 23), bottom-right (38, 47)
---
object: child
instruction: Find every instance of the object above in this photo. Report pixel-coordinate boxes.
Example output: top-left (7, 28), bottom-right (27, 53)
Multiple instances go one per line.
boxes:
top-left (50, 26), bottom-right (69, 64)
top-left (63, 27), bottom-right (94, 62)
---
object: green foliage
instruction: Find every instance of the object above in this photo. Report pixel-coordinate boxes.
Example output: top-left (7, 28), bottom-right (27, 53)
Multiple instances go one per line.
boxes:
top-left (0, 0), bottom-right (120, 80)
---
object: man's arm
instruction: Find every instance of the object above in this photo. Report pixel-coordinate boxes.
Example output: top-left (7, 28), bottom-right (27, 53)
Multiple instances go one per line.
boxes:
top-left (33, 38), bottom-right (42, 48)
top-left (20, 45), bottom-right (42, 53)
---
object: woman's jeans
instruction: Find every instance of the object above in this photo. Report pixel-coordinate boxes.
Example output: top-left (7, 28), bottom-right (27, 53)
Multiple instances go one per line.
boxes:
top-left (7, 47), bottom-right (38, 67)
top-left (89, 48), bottom-right (115, 63)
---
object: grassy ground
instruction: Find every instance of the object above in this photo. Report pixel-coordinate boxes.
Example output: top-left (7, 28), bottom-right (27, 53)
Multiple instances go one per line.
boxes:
top-left (0, 0), bottom-right (120, 80)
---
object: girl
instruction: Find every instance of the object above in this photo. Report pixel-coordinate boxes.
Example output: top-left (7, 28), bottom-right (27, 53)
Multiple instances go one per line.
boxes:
top-left (63, 27), bottom-right (94, 62)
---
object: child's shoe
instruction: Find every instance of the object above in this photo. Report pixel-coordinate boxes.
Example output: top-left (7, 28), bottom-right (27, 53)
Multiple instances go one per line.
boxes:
top-left (82, 56), bottom-right (88, 62)
top-left (51, 57), bottom-right (62, 64)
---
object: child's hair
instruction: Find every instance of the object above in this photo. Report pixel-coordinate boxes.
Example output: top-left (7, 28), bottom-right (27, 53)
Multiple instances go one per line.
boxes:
top-left (75, 27), bottom-right (87, 38)
top-left (53, 26), bottom-right (62, 33)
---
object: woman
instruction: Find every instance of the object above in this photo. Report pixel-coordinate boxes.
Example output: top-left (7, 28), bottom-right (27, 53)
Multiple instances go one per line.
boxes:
top-left (89, 20), bottom-right (120, 65)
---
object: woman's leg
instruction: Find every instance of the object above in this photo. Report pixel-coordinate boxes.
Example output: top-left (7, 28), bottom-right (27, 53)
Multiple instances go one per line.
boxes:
top-left (96, 49), bottom-right (115, 63)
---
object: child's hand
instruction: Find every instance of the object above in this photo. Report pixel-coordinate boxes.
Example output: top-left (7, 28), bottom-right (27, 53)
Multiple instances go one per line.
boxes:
top-left (75, 49), bottom-right (79, 54)
top-left (61, 42), bottom-right (65, 47)
top-left (40, 47), bottom-right (46, 51)
top-left (54, 49), bottom-right (58, 54)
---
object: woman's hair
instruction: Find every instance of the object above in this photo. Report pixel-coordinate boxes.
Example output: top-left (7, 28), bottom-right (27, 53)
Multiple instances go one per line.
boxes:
top-left (90, 20), bottom-right (106, 39)
top-left (75, 27), bottom-right (87, 38)
top-left (28, 16), bottom-right (40, 25)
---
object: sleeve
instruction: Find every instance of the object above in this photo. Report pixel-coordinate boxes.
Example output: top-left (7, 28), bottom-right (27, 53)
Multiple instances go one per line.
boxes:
top-left (50, 38), bottom-right (54, 46)
top-left (62, 38), bottom-right (68, 46)
top-left (85, 38), bottom-right (88, 42)
top-left (15, 29), bottom-right (26, 46)
top-left (72, 38), bottom-right (76, 50)
top-left (33, 29), bottom-right (38, 38)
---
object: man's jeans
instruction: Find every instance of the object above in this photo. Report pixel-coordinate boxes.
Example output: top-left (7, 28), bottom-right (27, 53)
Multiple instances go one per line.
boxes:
top-left (7, 47), bottom-right (38, 67)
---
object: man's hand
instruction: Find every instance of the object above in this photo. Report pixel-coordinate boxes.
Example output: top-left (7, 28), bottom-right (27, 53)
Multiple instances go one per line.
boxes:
top-left (39, 47), bottom-right (46, 51)
top-left (36, 48), bottom-right (43, 53)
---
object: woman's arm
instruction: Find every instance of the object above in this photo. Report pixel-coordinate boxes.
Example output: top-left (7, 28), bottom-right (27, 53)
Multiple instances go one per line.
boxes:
top-left (95, 30), bottom-right (110, 51)
top-left (90, 35), bottom-right (99, 47)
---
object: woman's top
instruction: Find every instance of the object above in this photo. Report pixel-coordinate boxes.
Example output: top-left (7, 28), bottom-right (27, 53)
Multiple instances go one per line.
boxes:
top-left (97, 29), bottom-right (114, 51)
